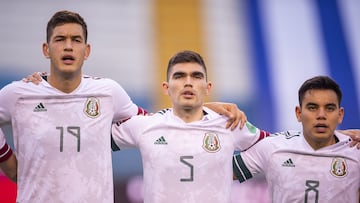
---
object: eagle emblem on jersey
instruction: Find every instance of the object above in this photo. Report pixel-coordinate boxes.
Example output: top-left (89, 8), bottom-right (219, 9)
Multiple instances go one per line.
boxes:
top-left (330, 157), bottom-right (347, 177)
top-left (203, 132), bottom-right (220, 153)
top-left (84, 97), bottom-right (100, 118)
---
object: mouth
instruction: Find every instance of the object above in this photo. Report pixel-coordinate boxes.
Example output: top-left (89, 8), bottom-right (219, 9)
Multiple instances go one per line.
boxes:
top-left (314, 123), bottom-right (328, 132)
top-left (182, 91), bottom-right (195, 98)
top-left (62, 55), bottom-right (75, 64)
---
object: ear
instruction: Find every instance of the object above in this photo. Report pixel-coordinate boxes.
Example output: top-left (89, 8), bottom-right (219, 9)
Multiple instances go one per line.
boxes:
top-left (84, 44), bottom-right (91, 60)
top-left (295, 106), bottom-right (302, 122)
top-left (42, 43), bottom-right (50, 59)
top-left (337, 107), bottom-right (344, 124)
top-left (205, 81), bottom-right (212, 95)
top-left (162, 82), bottom-right (169, 95)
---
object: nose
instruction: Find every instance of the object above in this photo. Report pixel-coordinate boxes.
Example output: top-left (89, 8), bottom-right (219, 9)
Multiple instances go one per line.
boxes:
top-left (184, 76), bottom-right (193, 87)
top-left (316, 108), bottom-right (326, 119)
top-left (64, 39), bottom-right (73, 51)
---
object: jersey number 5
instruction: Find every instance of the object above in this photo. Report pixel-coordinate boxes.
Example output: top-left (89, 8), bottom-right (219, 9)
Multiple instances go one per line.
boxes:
top-left (56, 126), bottom-right (81, 152)
top-left (180, 156), bottom-right (194, 182)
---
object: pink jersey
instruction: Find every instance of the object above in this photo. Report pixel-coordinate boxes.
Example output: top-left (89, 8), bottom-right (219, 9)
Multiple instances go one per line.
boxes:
top-left (112, 108), bottom-right (268, 203)
top-left (0, 75), bottom-right (139, 203)
top-left (233, 131), bottom-right (360, 203)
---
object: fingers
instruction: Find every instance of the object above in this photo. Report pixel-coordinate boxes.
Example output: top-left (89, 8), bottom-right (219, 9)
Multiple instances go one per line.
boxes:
top-left (21, 72), bottom-right (43, 84)
top-left (224, 105), bottom-right (236, 129)
top-left (238, 110), bottom-right (247, 129)
top-left (227, 113), bottom-right (240, 131)
top-left (228, 111), bottom-right (243, 131)
top-left (223, 104), bottom-right (238, 130)
top-left (204, 102), bottom-right (248, 131)
top-left (350, 141), bottom-right (360, 149)
top-left (225, 105), bottom-right (247, 130)
top-left (345, 129), bottom-right (360, 149)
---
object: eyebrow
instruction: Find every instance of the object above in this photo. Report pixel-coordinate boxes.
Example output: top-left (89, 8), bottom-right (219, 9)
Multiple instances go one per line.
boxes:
top-left (53, 35), bottom-right (83, 39)
top-left (305, 102), bottom-right (337, 107)
top-left (172, 71), bottom-right (204, 76)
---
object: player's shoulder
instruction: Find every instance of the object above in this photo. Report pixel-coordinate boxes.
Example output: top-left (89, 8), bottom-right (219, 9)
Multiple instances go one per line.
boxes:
top-left (121, 113), bottom-right (163, 129)
top-left (155, 108), bottom-right (171, 116)
top-left (154, 107), bottom-right (223, 120)
top-left (201, 107), bottom-right (226, 124)
top-left (259, 130), bottom-right (302, 146)
top-left (270, 130), bottom-right (302, 139)
top-left (252, 130), bottom-right (302, 152)
top-left (81, 75), bottom-right (126, 93)
top-left (82, 75), bottom-right (117, 84)
top-left (0, 79), bottom-right (38, 94)
top-left (150, 108), bottom-right (174, 121)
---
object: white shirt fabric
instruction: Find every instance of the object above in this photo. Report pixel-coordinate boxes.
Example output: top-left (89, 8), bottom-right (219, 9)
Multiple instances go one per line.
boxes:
top-left (0, 75), bottom-right (139, 203)
top-left (233, 131), bottom-right (360, 203)
top-left (112, 107), bottom-right (268, 203)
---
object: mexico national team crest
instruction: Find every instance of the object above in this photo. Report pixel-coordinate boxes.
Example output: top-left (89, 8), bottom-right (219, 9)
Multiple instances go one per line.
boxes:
top-left (84, 97), bottom-right (100, 118)
top-left (330, 157), bottom-right (347, 177)
top-left (203, 132), bottom-right (221, 153)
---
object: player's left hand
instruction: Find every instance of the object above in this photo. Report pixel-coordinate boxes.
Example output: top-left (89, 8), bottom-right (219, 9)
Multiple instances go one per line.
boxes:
top-left (203, 102), bottom-right (247, 130)
top-left (338, 129), bottom-right (360, 149)
top-left (22, 72), bottom-right (46, 84)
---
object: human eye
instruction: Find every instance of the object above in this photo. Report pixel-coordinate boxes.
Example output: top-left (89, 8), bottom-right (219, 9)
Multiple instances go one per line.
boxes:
top-left (54, 37), bottom-right (64, 42)
top-left (326, 105), bottom-right (336, 112)
top-left (306, 104), bottom-right (317, 111)
top-left (172, 72), bottom-right (184, 79)
top-left (193, 72), bottom-right (204, 79)
top-left (73, 37), bottom-right (83, 43)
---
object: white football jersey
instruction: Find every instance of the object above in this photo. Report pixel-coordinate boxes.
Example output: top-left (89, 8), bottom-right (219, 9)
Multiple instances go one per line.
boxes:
top-left (233, 131), bottom-right (360, 203)
top-left (112, 107), bottom-right (268, 203)
top-left (0, 76), bottom-right (139, 203)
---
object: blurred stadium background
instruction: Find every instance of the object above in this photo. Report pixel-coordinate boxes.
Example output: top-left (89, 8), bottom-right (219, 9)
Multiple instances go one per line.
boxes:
top-left (0, 0), bottom-right (359, 202)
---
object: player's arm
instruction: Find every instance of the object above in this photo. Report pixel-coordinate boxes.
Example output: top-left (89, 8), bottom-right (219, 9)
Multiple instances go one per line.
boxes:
top-left (232, 152), bottom-right (254, 182)
top-left (336, 129), bottom-right (360, 149)
top-left (204, 102), bottom-right (247, 130)
top-left (0, 142), bottom-right (17, 182)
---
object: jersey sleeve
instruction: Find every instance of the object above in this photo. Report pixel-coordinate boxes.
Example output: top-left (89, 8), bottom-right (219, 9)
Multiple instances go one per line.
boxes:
top-left (0, 128), bottom-right (13, 163)
top-left (232, 138), bottom-right (271, 183)
top-left (108, 79), bottom-right (142, 122)
top-left (0, 82), bottom-right (18, 125)
top-left (111, 116), bottom-right (144, 150)
top-left (233, 121), bottom-right (270, 151)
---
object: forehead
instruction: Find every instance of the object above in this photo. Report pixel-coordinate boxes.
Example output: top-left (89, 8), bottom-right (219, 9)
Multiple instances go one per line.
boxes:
top-left (169, 62), bottom-right (205, 75)
top-left (302, 89), bottom-right (339, 105)
top-left (51, 23), bottom-right (84, 38)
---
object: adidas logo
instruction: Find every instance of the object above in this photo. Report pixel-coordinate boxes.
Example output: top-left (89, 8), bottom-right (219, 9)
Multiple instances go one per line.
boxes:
top-left (282, 158), bottom-right (295, 167)
top-left (33, 103), bottom-right (47, 112)
top-left (154, 136), bottom-right (168, 145)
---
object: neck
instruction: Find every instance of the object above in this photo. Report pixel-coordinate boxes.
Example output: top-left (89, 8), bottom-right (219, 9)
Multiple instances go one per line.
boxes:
top-left (47, 73), bottom-right (81, 93)
top-left (306, 134), bottom-right (337, 150)
top-left (173, 107), bottom-right (204, 123)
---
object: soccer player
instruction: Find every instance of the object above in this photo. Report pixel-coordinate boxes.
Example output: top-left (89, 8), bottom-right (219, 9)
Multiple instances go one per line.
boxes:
top-left (111, 50), bottom-right (271, 203)
top-left (0, 10), bottom-right (148, 203)
top-left (233, 76), bottom-right (360, 203)
top-left (0, 10), bottom-right (247, 202)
